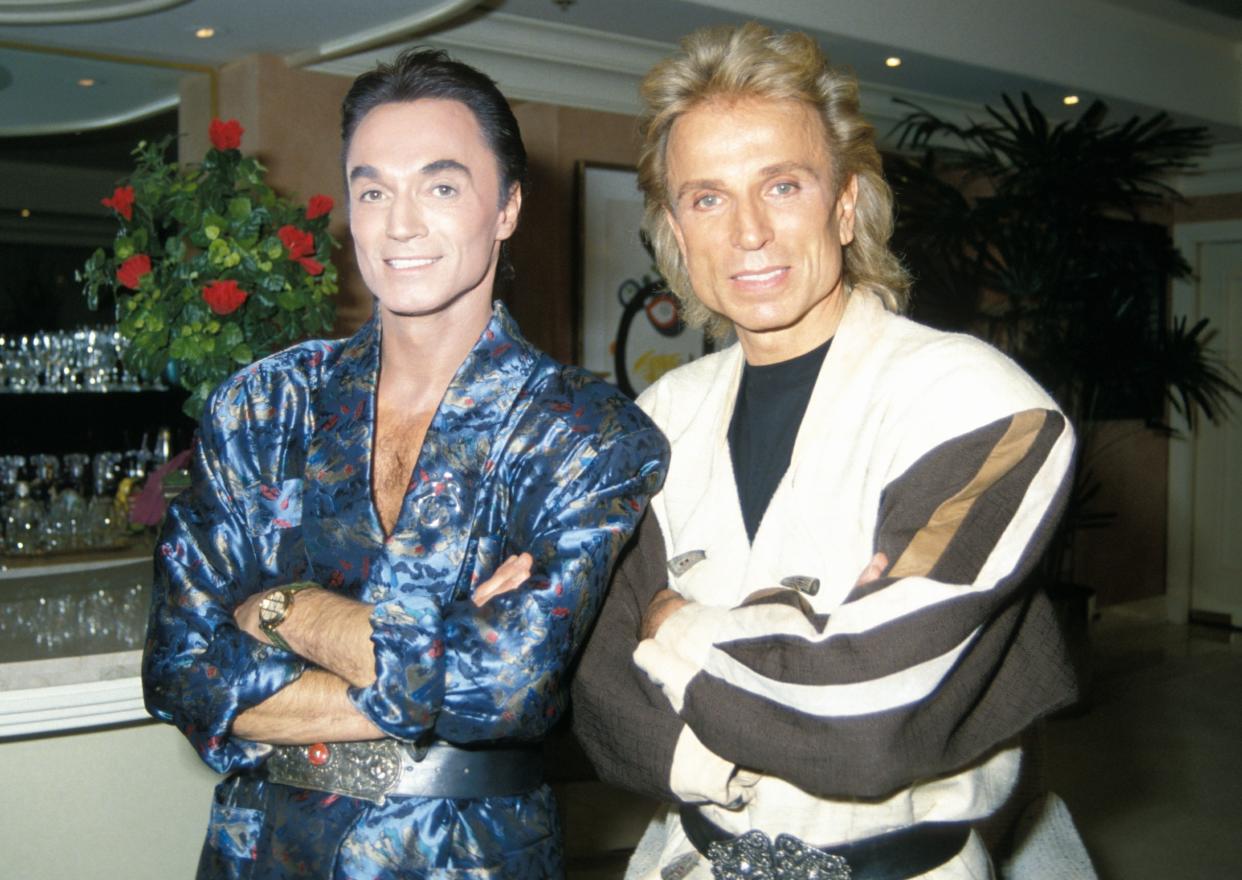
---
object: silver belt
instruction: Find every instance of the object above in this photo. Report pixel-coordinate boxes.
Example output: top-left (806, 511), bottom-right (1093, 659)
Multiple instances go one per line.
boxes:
top-left (263, 739), bottom-right (544, 804)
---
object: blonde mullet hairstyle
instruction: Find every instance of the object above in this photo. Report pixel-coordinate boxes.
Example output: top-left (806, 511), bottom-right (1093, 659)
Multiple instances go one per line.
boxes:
top-left (637, 23), bottom-right (911, 338)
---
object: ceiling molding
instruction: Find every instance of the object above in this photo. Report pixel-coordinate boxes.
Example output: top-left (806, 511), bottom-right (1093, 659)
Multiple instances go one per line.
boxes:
top-left (0, 0), bottom-right (186, 25)
top-left (312, 11), bottom-right (986, 130)
top-left (284, 0), bottom-right (478, 67)
top-left (311, 11), bottom-right (673, 115)
top-left (691, 0), bottom-right (1242, 130)
top-left (1, 93), bottom-right (177, 137)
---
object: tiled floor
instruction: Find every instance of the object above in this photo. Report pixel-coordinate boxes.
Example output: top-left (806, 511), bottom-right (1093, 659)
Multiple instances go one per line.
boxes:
top-left (560, 598), bottom-right (1242, 879)
top-left (1044, 599), bottom-right (1242, 879)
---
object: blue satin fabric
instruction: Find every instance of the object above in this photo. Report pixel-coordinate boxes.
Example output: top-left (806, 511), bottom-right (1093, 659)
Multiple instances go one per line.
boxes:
top-left (143, 302), bottom-right (668, 878)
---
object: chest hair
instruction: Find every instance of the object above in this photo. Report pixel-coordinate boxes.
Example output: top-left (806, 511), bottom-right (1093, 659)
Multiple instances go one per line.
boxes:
top-left (372, 409), bottom-right (432, 535)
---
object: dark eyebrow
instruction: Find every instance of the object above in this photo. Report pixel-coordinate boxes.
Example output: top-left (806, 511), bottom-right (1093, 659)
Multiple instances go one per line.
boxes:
top-left (422, 159), bottom-right (471, 178)
top-left (348, 164), bottom-right (379, 184)
top-left (347, 159), bottom-right (472, 185)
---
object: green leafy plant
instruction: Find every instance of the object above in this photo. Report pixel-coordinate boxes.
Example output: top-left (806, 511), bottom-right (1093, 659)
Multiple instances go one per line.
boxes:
top-left (887, 94), bottom-right (1239, 582)
top-left (78, 117), bottom-right (339, 419)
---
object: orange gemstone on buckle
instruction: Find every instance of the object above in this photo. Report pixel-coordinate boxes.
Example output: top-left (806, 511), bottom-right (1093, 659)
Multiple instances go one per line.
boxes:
top-left (307, 742), bottom-right (330, 766)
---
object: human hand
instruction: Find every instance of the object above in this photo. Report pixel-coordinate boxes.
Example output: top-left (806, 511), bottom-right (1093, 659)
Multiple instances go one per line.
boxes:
top-left (855, 552), bottom-right (889, 587)
top-left (234, 590), bottom-right (268, 642)
top-left (640, 587), bottom-right (689, 640)
top-left (471, 552), bottom-right (534, 606)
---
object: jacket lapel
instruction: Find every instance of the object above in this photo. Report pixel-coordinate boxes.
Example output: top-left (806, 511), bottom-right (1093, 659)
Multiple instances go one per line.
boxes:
top-left (302, 302), bottom-right (538, 603)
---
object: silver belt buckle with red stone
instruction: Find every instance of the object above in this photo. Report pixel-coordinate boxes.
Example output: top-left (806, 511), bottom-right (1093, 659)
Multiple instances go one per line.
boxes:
top-left (265, 739), bottom-right (402, 804)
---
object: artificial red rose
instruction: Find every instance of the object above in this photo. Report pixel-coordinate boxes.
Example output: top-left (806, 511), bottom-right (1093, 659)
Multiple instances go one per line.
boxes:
top-left (102, 185), bottom-right (135, 221)
top-left (208, 117), bottom-right (244, 151)
top-left (116, 253), bottom-right (151, 289)
top-left (278, 224), bottom-right (323, 274)
top-left (306, 194), bottom-right (334, 220)
top-left (278, 224), bottom-right (314, 258)
top-left (202, 279), bottom-right (248, 315)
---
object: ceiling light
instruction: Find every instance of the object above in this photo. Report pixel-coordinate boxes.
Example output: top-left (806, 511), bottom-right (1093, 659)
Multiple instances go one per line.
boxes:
top-left (195, 26), bottom-right (215, 39)
top-left (1063, 94), bottom-right (1080, 106)
top-left (77, 77), bottom-right (95, 87)
top-left (885, 57), bottom-right (902, 68)
top-left (20, 208), bottom-right (31, 218)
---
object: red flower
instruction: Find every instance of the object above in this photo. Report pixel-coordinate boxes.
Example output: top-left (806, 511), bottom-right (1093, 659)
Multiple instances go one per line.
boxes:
top-left (102, 185), bottom-right (135, 221)
top-left (306, 194), bottom-right (334, 219)
top-left (279, 224), bottom-right (314, 258)
top-left (201, 279), bottom-right (248, 315)
top-left (278, 224), bottom-right (325, 275)
top-left (208, 117), bottom-right (244, 151)
top-left (116, 253), bottom-right (151, 289)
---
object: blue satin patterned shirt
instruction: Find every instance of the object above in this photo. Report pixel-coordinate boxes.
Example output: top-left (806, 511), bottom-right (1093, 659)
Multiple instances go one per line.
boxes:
top-left (142, 302), bottom-right (669, 878)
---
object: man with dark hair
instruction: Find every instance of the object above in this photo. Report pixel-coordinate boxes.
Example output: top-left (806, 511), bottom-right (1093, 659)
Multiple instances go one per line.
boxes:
top-left (573, 24), bottom-right (1080, 880)
top-left (144, 48), bottom-right (667, 878)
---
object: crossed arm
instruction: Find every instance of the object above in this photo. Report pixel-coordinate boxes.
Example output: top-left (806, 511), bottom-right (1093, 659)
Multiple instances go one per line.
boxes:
top-left (143, 394), bottom-right (667, 772)
top-left (639, 553), bottom-right (888, 640)
top-left (574, 408), bottom-right (1077, 803)
top-left (229, 554), bottom-right (533, 743)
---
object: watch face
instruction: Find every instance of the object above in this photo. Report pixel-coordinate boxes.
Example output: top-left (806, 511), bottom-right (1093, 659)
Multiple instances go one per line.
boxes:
top-left (259, 590), bottom-right (289, 627)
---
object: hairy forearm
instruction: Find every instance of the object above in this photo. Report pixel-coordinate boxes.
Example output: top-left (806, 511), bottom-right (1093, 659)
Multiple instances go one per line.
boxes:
top-left (236, 586), bottom-right (377, 687)
top-left (284, 589), bottom-right (377, 687)
top-left (232, 668), bottom-right (383, 744)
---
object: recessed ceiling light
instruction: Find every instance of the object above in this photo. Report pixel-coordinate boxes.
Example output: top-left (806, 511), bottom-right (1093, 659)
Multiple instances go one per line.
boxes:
top-left (1063, 94), bottom-right (1080, 106)
top-left (20, 208), bottom-right (31, 218)
top-left (195, 26), bottom-right (215, 39)
top-left (77, 77), bottom-right (95, 87)
top-left (885, 57), bottom-right (902, 68)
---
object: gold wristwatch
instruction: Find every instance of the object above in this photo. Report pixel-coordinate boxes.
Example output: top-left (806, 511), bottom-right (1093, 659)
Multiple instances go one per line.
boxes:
top-left (257, 582), bottom-right (318, 652)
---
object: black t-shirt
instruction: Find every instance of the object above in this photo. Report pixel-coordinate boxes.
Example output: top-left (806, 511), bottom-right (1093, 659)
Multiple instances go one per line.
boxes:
top-left (727, 337), bottom-right (832, 543)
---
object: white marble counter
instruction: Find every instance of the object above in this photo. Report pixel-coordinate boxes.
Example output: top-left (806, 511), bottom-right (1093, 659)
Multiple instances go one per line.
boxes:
top-left (0, 657), bottom-right (146, 738)
top-left (0, 548), bottom-right (153, 738)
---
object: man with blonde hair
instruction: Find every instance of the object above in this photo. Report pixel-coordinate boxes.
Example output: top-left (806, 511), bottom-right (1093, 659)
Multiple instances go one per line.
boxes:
top-left (574, 23), bottom-right (1079, 880)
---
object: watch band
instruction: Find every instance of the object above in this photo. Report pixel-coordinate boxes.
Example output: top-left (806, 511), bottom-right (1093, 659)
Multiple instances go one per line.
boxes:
top-left (265, 626), bottom-right (294, 653)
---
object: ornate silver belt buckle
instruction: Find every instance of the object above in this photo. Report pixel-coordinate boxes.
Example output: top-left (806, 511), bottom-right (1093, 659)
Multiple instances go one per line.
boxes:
top-left (265, 739), bottom-right (403, 804)
top-left (705, 829), bottom-right (850, 880)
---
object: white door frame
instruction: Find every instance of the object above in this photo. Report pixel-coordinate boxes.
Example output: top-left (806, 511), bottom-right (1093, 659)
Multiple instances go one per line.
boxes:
top-left (1166, 218), bottom-right (1242, 624)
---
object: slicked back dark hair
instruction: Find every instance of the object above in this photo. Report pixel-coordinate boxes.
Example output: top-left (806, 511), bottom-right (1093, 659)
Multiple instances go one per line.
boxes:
top-left (340, 47), bottom-right (528, 206)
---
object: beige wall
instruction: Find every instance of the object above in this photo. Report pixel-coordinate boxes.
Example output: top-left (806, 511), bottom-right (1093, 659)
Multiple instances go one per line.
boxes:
top-left (0, 721), bottom-right (218, 879)
top-left (505, 103), bottom-right (643, 364)
top-left (1072, 421), bottom-right (1170, 605)
top-left (1175, 191), bottom-right (1242, 225)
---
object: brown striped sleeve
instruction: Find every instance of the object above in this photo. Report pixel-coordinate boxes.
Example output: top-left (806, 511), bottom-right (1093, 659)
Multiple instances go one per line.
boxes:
top-left (675, 409), bottom-right (1078, 799)
top-left (572, 513), bottom-right (684, 801)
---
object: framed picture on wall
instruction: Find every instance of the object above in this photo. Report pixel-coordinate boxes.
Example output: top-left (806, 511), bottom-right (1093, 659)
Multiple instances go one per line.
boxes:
top-left (574, 161), bottom-right (711, 398)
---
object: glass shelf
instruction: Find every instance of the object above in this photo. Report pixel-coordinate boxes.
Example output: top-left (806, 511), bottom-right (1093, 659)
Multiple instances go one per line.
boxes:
top-left (0, 542), bottom-right (154, 665)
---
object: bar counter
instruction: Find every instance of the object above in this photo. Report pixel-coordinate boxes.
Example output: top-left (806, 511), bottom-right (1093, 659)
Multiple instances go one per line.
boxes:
top-left (0, 543), bottom-right (152, 738)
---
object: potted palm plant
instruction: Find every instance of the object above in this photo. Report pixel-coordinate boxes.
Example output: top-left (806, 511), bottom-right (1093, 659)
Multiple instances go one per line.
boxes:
top-left (885, 94), bottom-right (1239, 651)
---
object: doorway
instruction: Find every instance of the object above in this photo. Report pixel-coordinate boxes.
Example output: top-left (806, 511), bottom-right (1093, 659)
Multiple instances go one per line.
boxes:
top-left (1168, 221), bottom-right (1242, 626)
